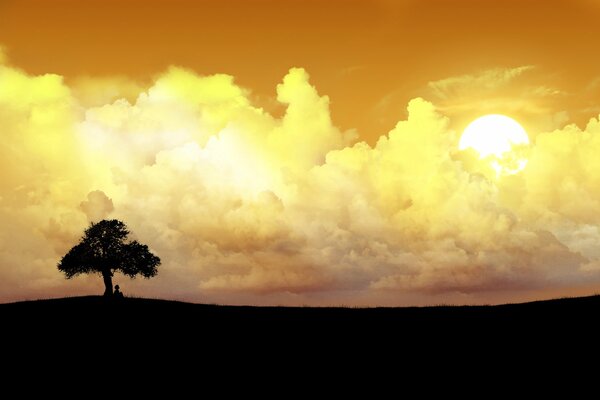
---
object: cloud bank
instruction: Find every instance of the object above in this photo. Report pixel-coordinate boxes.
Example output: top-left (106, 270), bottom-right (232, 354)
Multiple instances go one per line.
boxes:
top-left (2, 55), bottom-right (600, 305)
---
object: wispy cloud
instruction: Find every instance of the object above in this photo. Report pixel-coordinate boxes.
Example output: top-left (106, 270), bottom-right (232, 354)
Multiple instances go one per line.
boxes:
top-left (428, 66), bottom-right (535, 100)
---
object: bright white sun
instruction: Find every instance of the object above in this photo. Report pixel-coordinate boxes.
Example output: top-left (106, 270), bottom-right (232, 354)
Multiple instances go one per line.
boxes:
top-left (459, 114), bottom-right (530, 174)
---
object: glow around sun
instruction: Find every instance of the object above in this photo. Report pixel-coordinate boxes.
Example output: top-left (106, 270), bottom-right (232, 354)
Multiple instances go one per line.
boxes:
top-left (459, 114), bottom-right (530, 174)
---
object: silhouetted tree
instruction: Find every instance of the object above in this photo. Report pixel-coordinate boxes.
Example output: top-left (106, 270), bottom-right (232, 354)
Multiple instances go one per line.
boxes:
top-left (58, 219), bottom-right (161, 296)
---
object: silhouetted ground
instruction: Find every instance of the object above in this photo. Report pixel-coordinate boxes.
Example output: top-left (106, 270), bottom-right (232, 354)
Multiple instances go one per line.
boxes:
top-left (2, 295), bottom-right (595, 380)
top-left (2, 294), bottom-right (599, 335)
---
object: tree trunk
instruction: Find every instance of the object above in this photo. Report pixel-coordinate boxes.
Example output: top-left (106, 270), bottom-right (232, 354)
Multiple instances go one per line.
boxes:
top-left (102, 270), bottom-right (113, 297)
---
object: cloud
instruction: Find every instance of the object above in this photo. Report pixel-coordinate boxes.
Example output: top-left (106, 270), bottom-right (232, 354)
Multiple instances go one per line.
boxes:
top-left (1, 58), bottom-right (600, 305)
top-left (428, 66), bottom-right (535, 100)
top-left (80, 190), bottom-right (114, 222)
top-left (69, 76), bottom-right (147, 107)
top-left (424, 66), bottom-right (572, 134)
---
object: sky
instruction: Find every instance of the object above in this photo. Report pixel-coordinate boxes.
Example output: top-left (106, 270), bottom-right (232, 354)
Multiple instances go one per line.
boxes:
top-left (2, 0), bottom-right (600, 305)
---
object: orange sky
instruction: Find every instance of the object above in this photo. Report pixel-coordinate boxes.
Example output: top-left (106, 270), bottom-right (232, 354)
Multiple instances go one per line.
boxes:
top-left (4, 0), bottom-right (600, 305)
top-left (3, 0), bottom-right (600, 141)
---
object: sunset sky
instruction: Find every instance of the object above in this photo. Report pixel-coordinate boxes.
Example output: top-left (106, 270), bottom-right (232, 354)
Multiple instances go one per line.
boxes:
top-left (3, 0), bottom-right (600, 305)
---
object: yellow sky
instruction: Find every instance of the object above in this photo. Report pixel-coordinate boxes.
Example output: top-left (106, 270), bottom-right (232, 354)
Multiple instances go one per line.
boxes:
top-left (3, 0), bottom-right (600, 140)
top-left (2, 0), bottom-right (600, 305)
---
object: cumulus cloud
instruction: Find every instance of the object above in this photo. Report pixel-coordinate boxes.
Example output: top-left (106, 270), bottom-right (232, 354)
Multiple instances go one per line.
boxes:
top-left (80, 190), bottom-right (114, 222)
top-left (1, 57), bottom-right (600, 305)
top-left (69, 75), bottom-right (147, 107)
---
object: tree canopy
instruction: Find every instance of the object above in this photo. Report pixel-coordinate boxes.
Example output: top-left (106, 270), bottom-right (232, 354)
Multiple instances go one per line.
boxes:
top-left (58, 219), bottom-right (160, 296)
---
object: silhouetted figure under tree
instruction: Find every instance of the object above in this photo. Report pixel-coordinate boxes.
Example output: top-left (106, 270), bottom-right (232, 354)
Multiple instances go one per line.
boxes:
top-left (114, 284), bottom-right (124, 299)
top-left (58, 219), bottom-right (161, 296)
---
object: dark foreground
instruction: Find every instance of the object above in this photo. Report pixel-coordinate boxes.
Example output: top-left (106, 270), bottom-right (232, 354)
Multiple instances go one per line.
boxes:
top-left (2, 296), bottom-right (597, 375)
top-left (2, 294), bottom-right (599, 335)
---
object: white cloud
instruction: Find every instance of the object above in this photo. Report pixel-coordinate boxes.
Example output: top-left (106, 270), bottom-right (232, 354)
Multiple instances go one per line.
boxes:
top-left (1, 61), bottom-right (600, 305)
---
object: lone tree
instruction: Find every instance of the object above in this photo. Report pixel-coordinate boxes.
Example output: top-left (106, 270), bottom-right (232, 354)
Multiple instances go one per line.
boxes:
top-left (58, 219), bottom-right (161, 296)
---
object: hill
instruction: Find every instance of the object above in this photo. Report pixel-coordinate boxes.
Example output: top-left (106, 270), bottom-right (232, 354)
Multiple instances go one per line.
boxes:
top-left (2, 295), bottom-right (596, 363)
top-left (2, 294), bottom-right (599, 331)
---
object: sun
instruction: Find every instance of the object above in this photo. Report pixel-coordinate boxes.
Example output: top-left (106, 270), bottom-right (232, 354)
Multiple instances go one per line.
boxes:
top-left (459, 114), bottom-right (530, 174)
